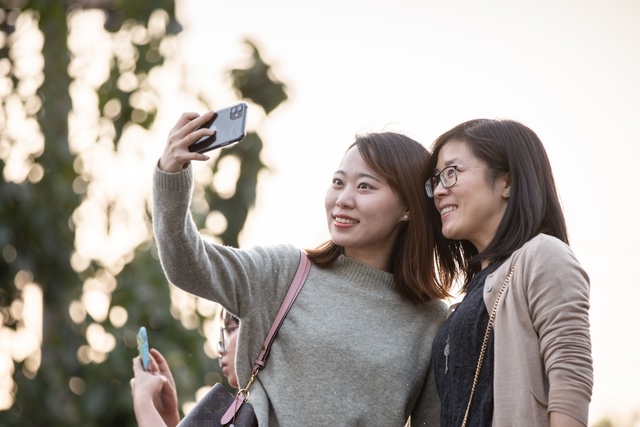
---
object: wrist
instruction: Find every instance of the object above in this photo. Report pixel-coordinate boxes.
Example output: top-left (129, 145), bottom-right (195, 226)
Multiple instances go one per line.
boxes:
top-left (134, 399), bottom-right (168, 427)
top-left (161, 411), bottom-right (181, 427)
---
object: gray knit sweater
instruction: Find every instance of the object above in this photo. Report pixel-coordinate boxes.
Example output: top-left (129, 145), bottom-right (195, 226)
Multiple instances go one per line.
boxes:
top-left (152, 164), bottom-right (447, 426)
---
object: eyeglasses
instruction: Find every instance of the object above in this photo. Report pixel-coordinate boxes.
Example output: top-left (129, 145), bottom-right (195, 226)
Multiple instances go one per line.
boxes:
top-left (425, 165), bottom-right (488, 198)
top-left (425, 165), bottom-right (460, 198)
top-left (218, 325), bottom-right (239, 353)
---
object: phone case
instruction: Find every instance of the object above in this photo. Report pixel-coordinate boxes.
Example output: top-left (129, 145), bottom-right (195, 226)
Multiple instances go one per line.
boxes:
top-left (188, 102), bottom-right (248, 153)
top-left (137, 326), bottom-right (150, 371)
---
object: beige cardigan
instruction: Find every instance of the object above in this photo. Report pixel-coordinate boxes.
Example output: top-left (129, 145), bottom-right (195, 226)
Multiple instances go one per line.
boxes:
top-left (483, 234), bottom-right (593, 427)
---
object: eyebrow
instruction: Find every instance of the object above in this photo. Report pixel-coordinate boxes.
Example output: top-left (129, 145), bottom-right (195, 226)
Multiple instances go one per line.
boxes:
top-left (443, 158), bottom-right (463, 167)
top-left (334, 170), bottom-right (383, 182)
top-left (434, 158), bottom-right (462, 173)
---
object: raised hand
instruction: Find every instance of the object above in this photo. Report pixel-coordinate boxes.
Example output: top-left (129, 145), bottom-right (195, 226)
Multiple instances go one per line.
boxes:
top-left (159, 111), bottom-right (215, 172)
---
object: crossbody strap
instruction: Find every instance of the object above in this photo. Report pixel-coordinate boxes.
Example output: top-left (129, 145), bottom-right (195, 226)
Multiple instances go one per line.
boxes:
top-left (252, 251), bottom-right (311, 372)
top-left (461, 263), bottom-right (516, 427)
top-left (221, 250), bottom-right (311, 425)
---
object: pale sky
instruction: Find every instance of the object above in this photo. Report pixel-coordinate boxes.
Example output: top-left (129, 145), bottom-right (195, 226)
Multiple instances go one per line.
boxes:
top-left (148, 0), bottom-right (640, 424)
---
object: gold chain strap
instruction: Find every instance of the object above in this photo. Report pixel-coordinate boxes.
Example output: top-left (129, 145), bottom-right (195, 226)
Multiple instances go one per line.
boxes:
top-left (460, 264), bottom-right (516, 427)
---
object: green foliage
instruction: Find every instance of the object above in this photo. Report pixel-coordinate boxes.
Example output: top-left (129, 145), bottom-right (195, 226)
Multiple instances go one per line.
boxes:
top-left (97, 3), bottom-right (172, 144)
top-left (230, 40), bottom-right (288, 115)
top-left (102, 0), bottom-right (182, 35)
top-left (200, 132), bottom-right (266, 248)
top-left (0, 1), bottom-right (287, 426)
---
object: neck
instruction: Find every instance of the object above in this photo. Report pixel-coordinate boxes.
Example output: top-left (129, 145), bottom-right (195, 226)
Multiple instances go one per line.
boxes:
top-left (343, 248), bottom-right (391, 272)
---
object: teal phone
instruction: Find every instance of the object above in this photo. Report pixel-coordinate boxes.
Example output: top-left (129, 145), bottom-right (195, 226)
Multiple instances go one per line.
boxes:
top-left (137, 326), bottom-right (151, 371)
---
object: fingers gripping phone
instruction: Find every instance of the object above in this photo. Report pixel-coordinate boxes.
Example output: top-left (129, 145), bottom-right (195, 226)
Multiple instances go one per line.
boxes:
top-left (188, 102), bottom-right (248, 154)
top-left (137, 326), bottom-right (151, 371)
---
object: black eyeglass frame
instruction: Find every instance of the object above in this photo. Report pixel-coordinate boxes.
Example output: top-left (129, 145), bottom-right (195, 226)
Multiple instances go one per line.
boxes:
top-left (425, 165), bottom-right (490, 198)
top-left (218, 325), bottom-right (239, 354)
top-left (425, 165), bottom-right (460, 198)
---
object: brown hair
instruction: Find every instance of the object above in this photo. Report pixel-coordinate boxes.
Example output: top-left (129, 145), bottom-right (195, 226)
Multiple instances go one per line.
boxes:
top-left (221, 309), bottom-right (239, 328)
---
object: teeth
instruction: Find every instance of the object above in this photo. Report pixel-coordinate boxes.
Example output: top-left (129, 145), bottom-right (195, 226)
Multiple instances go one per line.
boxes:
top-left (440, 206), bottom-right (456, 215)
top-left (335, 217), bottom-right (358, 224)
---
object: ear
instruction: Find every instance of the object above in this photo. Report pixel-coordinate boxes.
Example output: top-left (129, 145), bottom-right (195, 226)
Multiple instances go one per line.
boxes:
top-left (501, 172), bottom-right (512, 199)
top-left (401, 209), bottom-right (410, 221)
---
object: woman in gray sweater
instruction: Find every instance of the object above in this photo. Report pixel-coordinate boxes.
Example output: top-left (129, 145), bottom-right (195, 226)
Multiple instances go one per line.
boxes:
top-left (145, 110), bottom-right (449, 426)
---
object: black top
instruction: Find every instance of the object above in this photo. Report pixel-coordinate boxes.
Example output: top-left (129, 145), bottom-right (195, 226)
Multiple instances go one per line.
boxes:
top-left (432, 261), bottom-right (503, 427)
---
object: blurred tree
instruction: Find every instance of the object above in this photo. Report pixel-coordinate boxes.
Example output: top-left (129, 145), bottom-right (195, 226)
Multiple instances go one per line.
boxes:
top-left (592, 412), bottom-right (640, 427)
top-left (0, 1), bottom-right (287, 426)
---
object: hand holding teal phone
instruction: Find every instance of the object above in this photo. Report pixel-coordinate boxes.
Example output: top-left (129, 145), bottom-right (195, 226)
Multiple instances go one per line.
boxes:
top-left (137, 326), bottom-right (151, 371)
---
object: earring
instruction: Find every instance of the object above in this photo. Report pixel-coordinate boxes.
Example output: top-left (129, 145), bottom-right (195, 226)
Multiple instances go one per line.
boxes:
top-left (403, 214), bottom-right (409, 221)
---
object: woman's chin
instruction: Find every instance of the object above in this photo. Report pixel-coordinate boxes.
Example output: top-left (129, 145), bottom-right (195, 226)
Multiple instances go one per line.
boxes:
top-left (441, 228), bottom-right (456, 240)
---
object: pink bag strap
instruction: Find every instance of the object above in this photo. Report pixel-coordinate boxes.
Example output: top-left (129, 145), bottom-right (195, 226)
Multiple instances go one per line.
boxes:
top-left (252, 250), bottom-right (311, 372)
top-left (221, 250), bottom-right (310, 425)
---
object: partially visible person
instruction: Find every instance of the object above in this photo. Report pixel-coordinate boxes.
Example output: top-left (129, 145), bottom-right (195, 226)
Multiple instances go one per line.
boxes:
top-left (151, 110), bottom-right (449, 426)
top-left (218, 310), bottom-right (240, 389)
top-left (425, 119), bottom-right (593, 426)
top-left (130, 310), bottom-right (241, 427)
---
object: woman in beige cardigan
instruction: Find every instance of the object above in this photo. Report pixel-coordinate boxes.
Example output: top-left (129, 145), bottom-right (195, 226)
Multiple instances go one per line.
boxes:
top-left (424, 119), bottom-right (593, 427)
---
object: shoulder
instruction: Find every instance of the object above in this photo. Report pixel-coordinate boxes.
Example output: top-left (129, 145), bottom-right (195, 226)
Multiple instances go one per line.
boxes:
top-left (515, 233), bottom-right (579, 266)
top-left (426, 299), bottom-right (450, 333)
top-left (431, 299), bottom-right (450, 325)
top-left (241, 244), bottom-right (305, 271)
top-left (412, 298), bottom-right (449, 324)
top-left (509, 234), bottom-right (589, 295)
top-left (429, 299), bottom-right (449, 320)
top-left (248, 243), bottom-right (303, 258)
top-left (519, 233), bottom-right (568, 252)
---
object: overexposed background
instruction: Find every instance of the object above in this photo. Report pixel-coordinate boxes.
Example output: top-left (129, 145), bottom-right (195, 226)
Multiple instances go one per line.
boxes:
top-left (147, 0), bottom-right (639, 424)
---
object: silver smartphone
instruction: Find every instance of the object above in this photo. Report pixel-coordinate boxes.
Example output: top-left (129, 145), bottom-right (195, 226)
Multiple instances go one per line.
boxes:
top-left (189, 102), bottom-right (248, 153)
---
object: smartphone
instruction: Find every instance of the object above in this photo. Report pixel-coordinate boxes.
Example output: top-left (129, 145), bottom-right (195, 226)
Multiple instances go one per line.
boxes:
top-left (137, 326), bottom-right (151, 371)
top-left (188, 102), bottom-right (248, 153)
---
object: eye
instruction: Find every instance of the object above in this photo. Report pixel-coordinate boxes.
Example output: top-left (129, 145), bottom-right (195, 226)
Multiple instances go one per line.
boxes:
top-left (332, 178), bottom-right (344, 186)
top-left (443, 166), bottom-right (457, 179)
top-left (357, 182), bottom-right (373, 190)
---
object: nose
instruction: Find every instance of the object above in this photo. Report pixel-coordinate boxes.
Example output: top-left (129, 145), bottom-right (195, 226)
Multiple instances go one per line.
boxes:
top-left (335, 187), bottom-right (355, 208)
top-left (432, 179), bottom-right (447, 197)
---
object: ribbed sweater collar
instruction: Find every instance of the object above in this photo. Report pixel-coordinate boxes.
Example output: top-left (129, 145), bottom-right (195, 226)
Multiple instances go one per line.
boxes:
top-left (333, 254), bottom-right (395, 291)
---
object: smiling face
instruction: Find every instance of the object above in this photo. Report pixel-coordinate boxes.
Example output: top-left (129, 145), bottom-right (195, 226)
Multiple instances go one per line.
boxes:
top-left (325, 146), bottom-right (409, 270)
top-left (432, 139), bottom-right (510, 253)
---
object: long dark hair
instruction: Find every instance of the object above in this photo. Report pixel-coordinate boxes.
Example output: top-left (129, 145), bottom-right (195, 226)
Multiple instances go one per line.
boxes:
top-left (426, 119), bottom-right (568, 288)
top-left (306, 132), bottom-right (448, 303)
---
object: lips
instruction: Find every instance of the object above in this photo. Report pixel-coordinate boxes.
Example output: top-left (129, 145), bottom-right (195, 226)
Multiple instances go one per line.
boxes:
top-left (334, 216), bottom-right (358, 224)
top-left (439, 205), bottom-right (457, 216)
top-left (438, 205), bottom-right (458, 218)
